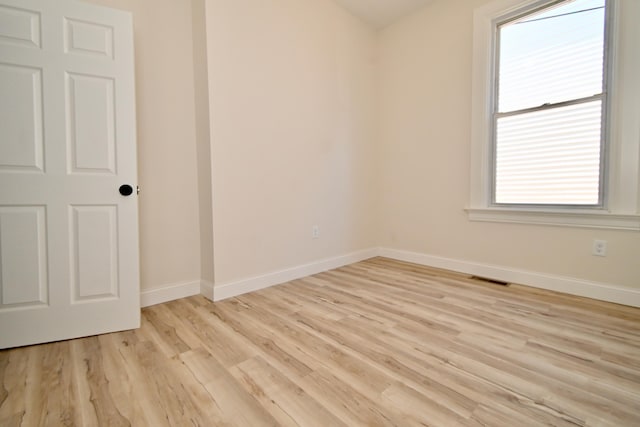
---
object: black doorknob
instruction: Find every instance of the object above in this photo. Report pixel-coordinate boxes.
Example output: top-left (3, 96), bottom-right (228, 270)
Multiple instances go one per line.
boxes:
top-left (119, 184), bottom-right (134, 196)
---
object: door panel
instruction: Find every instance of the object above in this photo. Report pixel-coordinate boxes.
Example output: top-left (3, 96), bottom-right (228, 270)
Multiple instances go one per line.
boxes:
top-left (0, 206), bottom-right (48, 308)
top-left (70, 205), bottom-right (118, 301)
top-left (66, 72), bottom-right (116, 173)
top-left (0, 63), bottom-right (43, 171)
top-left (0, 5), bottom-right (41, 48)
top-left (64, 18), bottom-right (114, 58)
top-left (0, 0), bottom-right (139, 349)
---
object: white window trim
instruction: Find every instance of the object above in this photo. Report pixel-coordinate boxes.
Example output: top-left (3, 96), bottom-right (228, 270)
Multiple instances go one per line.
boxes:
top-left (468, 0), bottom-right (640, 231)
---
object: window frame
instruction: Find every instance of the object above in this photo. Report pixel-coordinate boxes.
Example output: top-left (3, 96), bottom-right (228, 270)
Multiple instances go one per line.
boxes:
top-left (467, 0), bottom-right (640, 230)
top-left (490, 0), bottom-right (611, 209)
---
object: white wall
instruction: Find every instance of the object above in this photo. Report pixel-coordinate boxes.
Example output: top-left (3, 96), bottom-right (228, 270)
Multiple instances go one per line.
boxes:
top-left (83, 0), bottom-right (202, 292)
top-left (81, 0), bottom-right (638, 303)
top-left (378, 0), bottom-right (640, 288)
top-left (205, 0), bottom-right (379, 285)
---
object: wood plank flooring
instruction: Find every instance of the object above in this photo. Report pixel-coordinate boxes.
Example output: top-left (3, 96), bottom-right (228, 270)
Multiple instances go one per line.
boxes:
top-left (1, 257), bottom-right (639, 426)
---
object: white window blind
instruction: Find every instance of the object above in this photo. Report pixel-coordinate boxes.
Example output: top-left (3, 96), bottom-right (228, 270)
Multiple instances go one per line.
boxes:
top-left (493, 0), bottom-right (607, 206)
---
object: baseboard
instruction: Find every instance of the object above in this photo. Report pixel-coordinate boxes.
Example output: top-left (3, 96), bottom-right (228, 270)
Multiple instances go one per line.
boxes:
top-left (140, 248), bottom-right (639, 308)
top-left (378, 247), bottom-right (640, 308)
top-left (212, 248), bottom-right (378, 301)
top-left (140, 280), bottom-right (201, 307)
top-left (200, 280), bottom-right (214, 301)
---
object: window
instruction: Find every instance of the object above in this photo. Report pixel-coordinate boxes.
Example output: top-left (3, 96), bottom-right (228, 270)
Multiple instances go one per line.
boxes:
top-left (468, 0), bottom-right (640, 230)
top-left (493, 0), bottom-right (607, 206)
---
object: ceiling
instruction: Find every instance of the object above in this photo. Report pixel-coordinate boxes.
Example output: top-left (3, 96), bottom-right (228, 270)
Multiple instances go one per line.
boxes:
top-left (332, 0), bottom-right (436, 29)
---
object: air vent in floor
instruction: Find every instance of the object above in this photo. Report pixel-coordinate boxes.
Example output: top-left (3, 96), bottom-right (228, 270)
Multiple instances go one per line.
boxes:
top-left (470, 276), bottom-right (510, 286)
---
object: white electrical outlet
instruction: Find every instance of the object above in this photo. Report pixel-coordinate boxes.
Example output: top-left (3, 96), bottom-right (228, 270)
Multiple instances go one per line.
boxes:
top-left (312, 225), bottom-right (320, 239)
top-left (592, 239), bottom-right (607, 257)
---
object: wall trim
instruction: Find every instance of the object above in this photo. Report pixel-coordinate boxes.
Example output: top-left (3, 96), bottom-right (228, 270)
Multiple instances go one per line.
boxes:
top-left (140, 280), bottom-right (201, 307)
top-left (378, 247), bottom-right (640, 308)
top-left (139, 248), bottom-right (638, 308)
top-left (211, 248), bottom-right (378, 301)
top-left (200, 280), bottom-right (214, 301)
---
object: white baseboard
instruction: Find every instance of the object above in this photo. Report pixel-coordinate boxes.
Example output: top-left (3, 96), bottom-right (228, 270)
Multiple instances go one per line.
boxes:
top-left (378, 247), bottom-right (640, 308)
top-left (140, 280), bottom-right (201, 307)
top-left (139, 248), bottom-right (639, 309)
top-left (200, 280), bottom-right (214, 301)
top-left (212, 248), bottom-right (378, 301)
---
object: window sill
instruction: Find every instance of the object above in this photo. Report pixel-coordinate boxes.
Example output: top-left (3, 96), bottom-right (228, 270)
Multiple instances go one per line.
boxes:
top-left (465, 207), bottom-right (640, 231)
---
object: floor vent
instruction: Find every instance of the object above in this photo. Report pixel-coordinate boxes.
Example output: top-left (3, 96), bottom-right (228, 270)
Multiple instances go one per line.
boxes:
top-left (470, 276), bottom-right (510, 286)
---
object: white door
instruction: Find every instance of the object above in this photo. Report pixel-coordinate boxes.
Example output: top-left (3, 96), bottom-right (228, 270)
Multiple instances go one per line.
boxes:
top-left (0, 0), bottom-right (139, 349)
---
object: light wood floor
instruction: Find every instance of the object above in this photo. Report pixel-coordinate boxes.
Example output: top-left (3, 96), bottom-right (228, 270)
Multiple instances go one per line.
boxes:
top-left (1, 258), bottom-right (640, 426)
